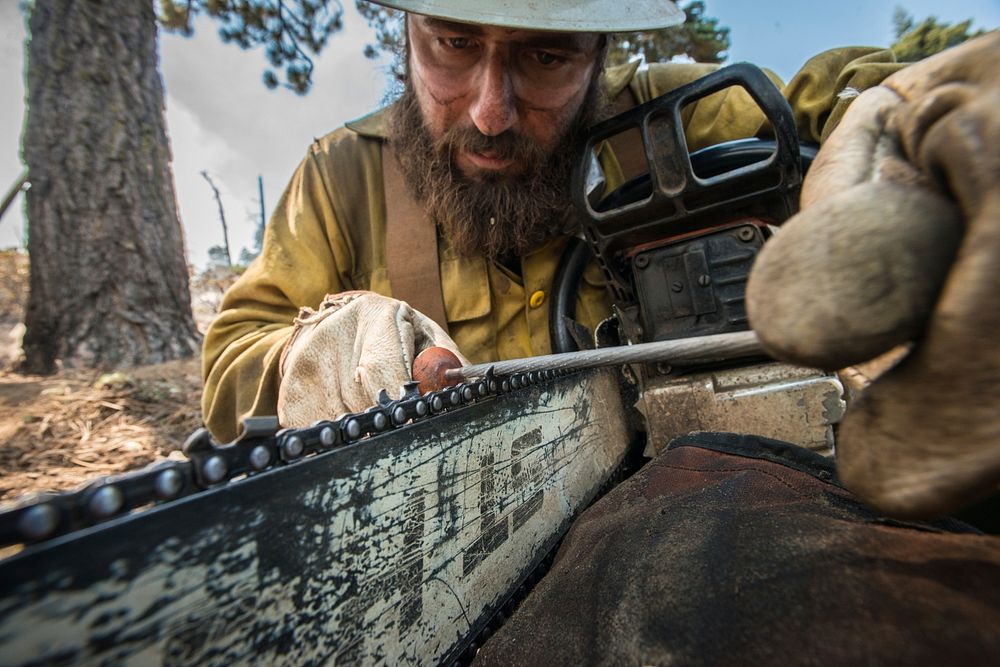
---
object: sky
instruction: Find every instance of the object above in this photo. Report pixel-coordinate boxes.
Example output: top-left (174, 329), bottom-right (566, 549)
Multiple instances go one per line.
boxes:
top-left (1, 1), bottom-right (998, 267)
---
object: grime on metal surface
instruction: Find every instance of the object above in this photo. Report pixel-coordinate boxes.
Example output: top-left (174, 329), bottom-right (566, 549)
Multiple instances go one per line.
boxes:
top-left (0, 368), bottom-right (631, 665)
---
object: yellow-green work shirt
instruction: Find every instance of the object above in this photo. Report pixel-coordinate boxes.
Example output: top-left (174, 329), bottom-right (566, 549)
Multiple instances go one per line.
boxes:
top-left (202, 47), bottom-right (902, 442)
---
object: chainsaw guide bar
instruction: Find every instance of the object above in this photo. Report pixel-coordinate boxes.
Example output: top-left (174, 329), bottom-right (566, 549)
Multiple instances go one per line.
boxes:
top-left (0, 367), bottom-right (631, 665)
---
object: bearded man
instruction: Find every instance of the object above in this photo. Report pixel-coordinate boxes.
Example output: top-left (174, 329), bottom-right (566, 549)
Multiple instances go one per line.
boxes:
top-left (201, 1), bottom-right (908, 442)
top-left (201, 1), bottom-right (1000, 661)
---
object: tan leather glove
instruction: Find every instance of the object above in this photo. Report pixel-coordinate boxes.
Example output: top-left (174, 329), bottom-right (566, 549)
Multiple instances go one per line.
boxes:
top-left (746, 32), bottom-right (1000, 518)
top-left (277, 291), bottom-right (469, 427)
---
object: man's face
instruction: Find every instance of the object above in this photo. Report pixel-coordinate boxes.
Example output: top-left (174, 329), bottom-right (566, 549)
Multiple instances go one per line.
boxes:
top-left (407, 16), bottom-right (602, 180)
top-left (389, 16), bottom-right (607, 261)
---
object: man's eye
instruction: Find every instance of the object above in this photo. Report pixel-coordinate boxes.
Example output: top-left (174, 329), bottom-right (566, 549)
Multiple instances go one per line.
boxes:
top-left (443, 37), bottom-right (472, 50)
top-left (533, 51), bottom-right (566, 67)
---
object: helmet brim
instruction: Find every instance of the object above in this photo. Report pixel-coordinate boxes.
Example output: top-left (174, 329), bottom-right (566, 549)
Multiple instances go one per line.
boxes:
top-left (367, 0), bottom-right (685, 33)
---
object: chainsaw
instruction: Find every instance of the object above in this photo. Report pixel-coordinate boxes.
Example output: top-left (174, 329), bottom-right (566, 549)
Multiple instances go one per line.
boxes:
top-left (0, 64), bottom-right (844, 665)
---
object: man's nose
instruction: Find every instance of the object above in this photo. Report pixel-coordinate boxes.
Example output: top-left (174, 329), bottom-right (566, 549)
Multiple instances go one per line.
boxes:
top-left (469, 55), bottom-right (517, 137)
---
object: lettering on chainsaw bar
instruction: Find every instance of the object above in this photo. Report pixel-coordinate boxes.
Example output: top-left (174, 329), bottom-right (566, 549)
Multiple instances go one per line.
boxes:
top-left (511, 427), bottom-right (544, 531)
top-left (512, 491), bottom-right (544, 532)
top-left (463, 453), bottom-right (509, 576)
top-left (462, 427), bottom-right (548, 576)
top-left (398, 490), bottom-right (426, 634)
top-left (336, 590), bottom-right (368, 663)
top-left (510, 427), bottom-right (542, 480)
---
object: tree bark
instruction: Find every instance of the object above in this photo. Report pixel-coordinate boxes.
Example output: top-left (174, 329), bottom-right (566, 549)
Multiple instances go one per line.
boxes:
top-left (22, 0), bottom-right (201, 373)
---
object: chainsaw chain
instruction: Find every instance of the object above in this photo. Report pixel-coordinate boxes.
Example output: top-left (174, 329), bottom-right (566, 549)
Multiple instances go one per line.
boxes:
top-left (0, 368), bottom-right (573, 549)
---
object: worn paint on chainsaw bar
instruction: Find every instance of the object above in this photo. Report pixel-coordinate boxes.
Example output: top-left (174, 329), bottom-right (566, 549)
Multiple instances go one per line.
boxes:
top-left (0, 369), bottom-right (629, 665)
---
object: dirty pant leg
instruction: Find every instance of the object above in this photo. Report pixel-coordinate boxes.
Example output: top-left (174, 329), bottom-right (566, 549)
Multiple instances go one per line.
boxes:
top-left (475, 433), bottom-right (1000, 666)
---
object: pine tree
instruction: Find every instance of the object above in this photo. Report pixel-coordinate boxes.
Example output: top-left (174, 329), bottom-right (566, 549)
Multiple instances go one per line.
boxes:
top-left (890, 7), bottom-right (984, 62)
top-left (354, 1), bottom-right (405, 82)
top-left (159, 0), bottom-right (345, 94)
top-left (22, 0), bottom-right (201, 372)
top-left (22, 0), bottom-right (346, 373)
top-left (606, 1), bottom-right (731, 67)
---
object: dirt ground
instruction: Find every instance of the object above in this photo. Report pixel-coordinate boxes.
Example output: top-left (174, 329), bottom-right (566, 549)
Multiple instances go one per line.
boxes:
top-left (0, 249), bottom-right (237, 503)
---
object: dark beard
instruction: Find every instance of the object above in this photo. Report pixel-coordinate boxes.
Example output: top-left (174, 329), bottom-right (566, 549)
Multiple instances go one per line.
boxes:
top-left (387, 80), bottom-right (608, 261)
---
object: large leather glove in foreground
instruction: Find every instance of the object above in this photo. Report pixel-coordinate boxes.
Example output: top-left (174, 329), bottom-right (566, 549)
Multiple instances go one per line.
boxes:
top-left (747, 32), bottom-right (1000, 518)
top-left (278, 291), bottom-right (469, 427)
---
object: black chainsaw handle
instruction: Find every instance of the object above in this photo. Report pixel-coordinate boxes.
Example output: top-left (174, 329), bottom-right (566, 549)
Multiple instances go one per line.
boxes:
top-left (550, 138), bottom-right (818, 354)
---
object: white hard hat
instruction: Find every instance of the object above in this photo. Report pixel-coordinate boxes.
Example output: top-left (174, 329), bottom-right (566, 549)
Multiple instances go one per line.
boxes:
top-left (366, 0), bottom-right (685, 32)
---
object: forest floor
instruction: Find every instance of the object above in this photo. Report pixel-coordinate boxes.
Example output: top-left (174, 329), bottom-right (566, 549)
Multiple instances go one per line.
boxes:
top-left (0, 249), bottom-right (237, 503)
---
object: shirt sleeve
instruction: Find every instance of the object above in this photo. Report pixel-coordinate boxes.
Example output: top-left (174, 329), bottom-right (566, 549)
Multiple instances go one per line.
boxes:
top-left (201, 136), bottom-right (364, 442)
top-left (780, 47), bottom-right (902, 143)
top-left (634, 47), bottom-right (903, 148)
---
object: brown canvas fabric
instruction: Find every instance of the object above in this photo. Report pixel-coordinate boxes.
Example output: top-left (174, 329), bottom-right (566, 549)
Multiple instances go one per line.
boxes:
top-left (475, 434), bottom-right (1000, 666)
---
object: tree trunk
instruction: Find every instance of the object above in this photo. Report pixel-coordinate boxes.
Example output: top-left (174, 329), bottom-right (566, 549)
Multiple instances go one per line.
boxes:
top-left (22, 0), bottom-right (201, 374)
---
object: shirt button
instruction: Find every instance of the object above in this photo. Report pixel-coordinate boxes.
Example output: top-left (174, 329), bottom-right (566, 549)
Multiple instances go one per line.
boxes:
top-left (529, 290), bottom-right (545, 309)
